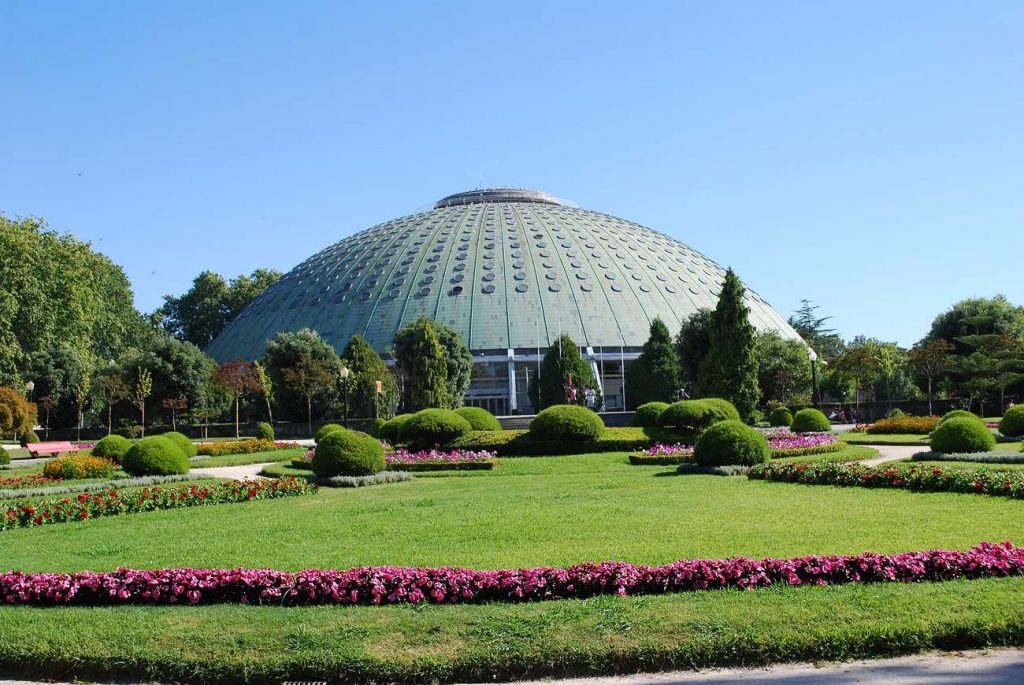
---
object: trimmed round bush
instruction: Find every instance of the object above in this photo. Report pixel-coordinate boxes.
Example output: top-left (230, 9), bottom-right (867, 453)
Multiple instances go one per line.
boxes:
top-left (402, 409), bottom-right (473, 450)
top-left (312, 429), bottom-right (386, 477)
top-left (161, 431), bottom-right (197, 458)
top-left (92, 434), bottom-right (132, 462)
top-left (121, 436), bottom-right (190, 476)
top-left (379, 414), bottom-right (412, 444)
top-left (633, 402), bottom-right (670, 427)
top-left (791, 408), bottom-right (831, 433)
top-left (768, 406), bottom-right (793, 428)
top-left (887, 408), bottom-right (906, 419)
top-left (658, 400), bottom-right (728, 433)
top-left (1000, 405), bottom-right (1024, 438)
top-left (940, 409), bottom-right (978, 424)
top-left (455, 406), bottom-right (502, 431)
top-left (931, 416), bottom-right (996, 454)
top-left (0, 451), bottom-right (9, 466)
top-left (529, 405), bottom-right (605, 442)
top-left (315, 423), bottom-right (345, 444)
top-left (704, 398), bottom-right (741, 422)
top-left (255, 422), bottom-right (275, 441)
top-left (367, 418), bottom-right (388, 438)
top-left (694, 420), bottom-right (770, 467)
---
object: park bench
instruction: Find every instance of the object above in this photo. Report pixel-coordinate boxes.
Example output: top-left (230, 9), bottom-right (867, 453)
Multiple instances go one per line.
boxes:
top-left (26, 441), bottom-right (77, 458)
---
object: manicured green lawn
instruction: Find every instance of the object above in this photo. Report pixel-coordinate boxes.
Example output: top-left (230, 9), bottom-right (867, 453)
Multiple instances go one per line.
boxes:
top-left (900, 459), bottom-right (1024, 472)
top-left (841, 432), bottom-right (931, 445)
top-left (192, 448), bottom-right (305, 468)
top-left (6, 452), bottom-right (1024, 573)
top-left (774, 444), bottom-right (878, 464)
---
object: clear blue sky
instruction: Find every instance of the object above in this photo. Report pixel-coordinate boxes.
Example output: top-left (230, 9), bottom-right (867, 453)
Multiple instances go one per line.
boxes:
top-left (2, 1), bottom-right (1021, 347)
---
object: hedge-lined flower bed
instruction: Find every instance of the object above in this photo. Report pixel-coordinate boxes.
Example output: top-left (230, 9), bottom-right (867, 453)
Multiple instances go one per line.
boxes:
top-left (0, 478), bottom-right (317, 531)
top-left (749, 461), bottom-right (1024, 499)
top-left (866, 416), bottom-right (941, 434)
top-left (628, 443), bottom-right (694, 465)
top-left (385, 448), bottom-right (497, 471)
top-left (912, 450), bottom-right (1024, 464)
top-left (0, 474), bottom-right (60, 490)
top-left (195, 440), bottom-right (300, 457)
top-left (1, 541), bottom-right (1021, 607)
top-left (770, 441), bottom-right (849, 459)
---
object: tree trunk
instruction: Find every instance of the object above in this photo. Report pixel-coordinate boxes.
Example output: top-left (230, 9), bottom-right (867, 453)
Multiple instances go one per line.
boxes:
top-left (265, 395), bottom-right (273, 425)
top-left (76, 405), bottom-right (82, 442)
top-left (234, 396), bottom-right (240, 439)
top-left (927, 377), bottom-right (933, 416)
top-left (107, 402), bottom-right (112, 436)
top-left (140, 405), bottom-right (146, 438)
top-left (307, 394), bottom-right (313, 438)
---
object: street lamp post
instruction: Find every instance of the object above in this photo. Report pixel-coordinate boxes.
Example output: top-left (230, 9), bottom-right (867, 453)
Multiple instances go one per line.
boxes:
top-left (809, 349), bottom-right (819, 409)
top-left (25, 380), bottom-right (34, 403)
top-left (340, 366), bottom-right (350, 428)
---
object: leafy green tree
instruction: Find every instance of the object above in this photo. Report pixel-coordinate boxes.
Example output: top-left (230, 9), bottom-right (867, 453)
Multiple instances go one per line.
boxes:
top-left (281, 353), bottom-right (336, 436)
top-left (393, 319), bottom-right (449, 411)
top-left (699, 268), bottom-right (760, 420)
top-left (261, 328), bottom-right (343, 421)
top-left (675, 309), bottom-right (713, 396)
top-left (0, 214), bottom-right (147, 386)
top-left (831, 338), bottom-right (880, 410)
top-left (788, 299), bottom-right (845, 360)
top-left (529, 334), bottom-right (601, 411)
top-left (821, 368), bottom-right (855, 405)
top-left (123, 337), bottom-right (216, 427)
top-left (907, 339), bottom-right (955, 415)
top-left (625, 318), bottom-right (680, 407)
top-left (754, 332), bottom-right (813, 405)
top-left (154, 268), bottom-right (282, 348)
top-left (213, 360), bottom-right (262, 438)
top-left (341, 335), bottom-right (398, 419)
top-left (433, 323), bottom-right (474, 408)
top-left (925, 296), bottom-right (1024, 353)
top-left (129, 367), bottom-right (153, 437)
top-left (254, 361), bottom-right (274, 424)
top-left (93, 368), bottom-right (128, 436)
top-left (25, 345), bottom-right (94, 429)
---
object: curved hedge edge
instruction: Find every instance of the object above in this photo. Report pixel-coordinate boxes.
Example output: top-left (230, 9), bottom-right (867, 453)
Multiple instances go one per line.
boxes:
top-left (628, 454), bottom-right (690, 466)
top-left (911, 450), bottom-right (1024, 464)
top-left (770, 441), bottom-right (849, 459)
top-left (316, 471), bottom-right (412, 488)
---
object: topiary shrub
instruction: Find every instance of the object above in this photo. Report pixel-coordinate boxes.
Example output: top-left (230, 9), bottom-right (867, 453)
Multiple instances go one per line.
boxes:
top-left (887, 408), bottom-right (906, 419)
top-left (315, 423), bottom-right (345, 444)
top-left (791, 408), bottom-right (831, 433)
top-left (658, 400), bottom-right (730, 433)
top-left (379, 414), bottom-right (412, 444)
top-left (312, 429), bottom-right (386, 477)
top-left (402, 409), bottom-right (473, 450)
top-left (694, 420), bottom-right (770, 467)
top-left (367, 418), bottom-right (388, 438)
top-left (43, 453), bottom-right (116, 479)
top-left (455, 406), bottom-right (502, 431)
top-left (161, 431), bottom-right (197, 458)
top-left (529, 405), bottom-right (605, 442)
top-left (92, 434), bottom-right (132, 462)
top-left (121, 436), bottom-right (191, 476)
top-left (998, 406), bottom-right (1024, 438)
top-left (0, 450), bottom-right (9, 466)
top-left (633, 402), bottom-right (670, 427)
top-left (703, 398), bottom-right (741, 422)
top-left (768, 406), bottom-right (794, 428)
top-left (20, 430), bottom-right (40, 446)
top-left (931, 416), bottom-right (996, 454)
top-left (255, 422), bottom-right (275, 441)
top-left (940, 409), bottom-right (978, 424)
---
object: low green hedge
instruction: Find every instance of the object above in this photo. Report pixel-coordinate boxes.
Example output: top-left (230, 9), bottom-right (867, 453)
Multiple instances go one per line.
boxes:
top-left (290, 458), bottom-right (313, 470)
top-left (628, 453), bottom-right (690, 466)
top-left (770, 442), bottom-right (848, 459)
top-left (394, 460), bottom-right (497, 472)
top-left (447, 427), bottom-right (691, 457)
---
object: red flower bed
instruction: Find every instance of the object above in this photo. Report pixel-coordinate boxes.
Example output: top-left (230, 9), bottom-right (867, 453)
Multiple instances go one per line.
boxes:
top-left (0, 478), bottom-right (317, 531)
top-left (0, 474), bottom-right (61, 490)
top-left (0, 542), bottom-right (1021, 607)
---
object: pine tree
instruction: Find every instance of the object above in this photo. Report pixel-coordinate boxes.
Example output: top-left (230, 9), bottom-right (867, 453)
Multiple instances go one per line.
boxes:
top-left (625, 318), bottom-right (680, 407)
top-left (699, 268), bottom-right (760, 420)
top-left (394, 319), bottom-right (449, 411)
top-left (342, 334), bottom-right (398, 419)
top-left (529, 334), bottom-right (601, 410)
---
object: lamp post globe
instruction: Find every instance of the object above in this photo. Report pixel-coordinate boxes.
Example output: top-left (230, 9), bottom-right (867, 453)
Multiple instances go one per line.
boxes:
top-left (340, 366), bottom-right (350, 428)
top-left (808, 349), bottom-right (819, 409)
top-left (25, 380), bottom-right (34, 402)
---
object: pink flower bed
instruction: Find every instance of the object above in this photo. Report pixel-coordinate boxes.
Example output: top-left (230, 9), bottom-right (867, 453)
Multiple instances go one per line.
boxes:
top-left (2, 542), bottom-right (1022, 607)
top-left (386, 448), bottom-right (495, 465)
top-left (765, 431), bottom-right (838, 451)
top-left (640, 443), bottom-right (694, 457)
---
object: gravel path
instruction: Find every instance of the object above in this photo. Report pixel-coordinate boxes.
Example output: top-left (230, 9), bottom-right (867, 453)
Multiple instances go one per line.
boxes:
top-left (188, 462), bottom-right (275, 480)
top-left (477, 648), bottom-right (1024, 685)
top-left (858, 444), bottom-right (921, 467)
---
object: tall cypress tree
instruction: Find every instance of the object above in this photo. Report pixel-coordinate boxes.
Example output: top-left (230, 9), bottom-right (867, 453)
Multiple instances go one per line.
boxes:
top-left (341, 334), bottom-right (399, 419)
top-left (394, 319), bottom-right (449, 411)
top-left (529, 334), bottom-right (601, 410)
top-left (625, 318), bottom-right (680, 407)
top-left (699, 268), bottom-right (760, 420)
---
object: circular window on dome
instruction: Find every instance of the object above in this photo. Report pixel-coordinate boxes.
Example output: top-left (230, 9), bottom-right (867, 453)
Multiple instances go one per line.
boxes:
top-left (533, 233), bottom-right (544, 239)
top-left (514, 272), bottom-right (526, 281)
top-left (666, 285), bottom-right (677, 293)
top-left (484, 252), bottom-right (494, 260)
top-left (399, 266), bottom-right (411, 274)
top-left (482, 273), bottom-right (495, 282)
top-left (484, 261), bottom-right (495, 270)
top-left (632, 273), bottom-right (642, 281)
top-left (360, 292), bottom-right (372, 301)
top-left (599, 261), bottom-right (610, 269)
top-left (393, 277), bottom-right (405, 286)
top-left (623, 263), bottom-right (634, 270)
top-left (542, 261), bottom-right (554, 269)
top-left (510, 242), bottom-right (521, 248)
top-left (540, 250), bottom-right (551, 258)
top-left (657, 274), bottom-right (667, 282)
top-left (482, 284), bottom-right (496, 294)
top-left (367, 279), bottom-right (379, 287)
top-left (605, 273), bottom-right (616, 280)
top-left (485, 242), bottom-right (495, 249)
top-left (389, 289), bottom-right (401, 298)
top-left (455, 253), bottom-right (467, 260)
top-left (689, 285), bottom-right (700, 295)
top-left (580, 283), bottom-right (593, 292)
top-left (450, 286), bottom-right (464, 295)
top-left (452, 274), bottom-right (464, 283)
top-left (549, 283), bottom-right (562, 292)
top-left (611, 284), bottom-right (624, 292)
top-left (513, 260), bottom-right (525, 269)
top-left (457, 244), bottom-right (468, 251)
top-left (544, 271), bottom-right (557, 280)
top-left (570, 260), bottom-right (582, 268)
top-left (428, 255), bottom-right (440, 263)
top-left (511, 250), bottom-right (523, 258)
top-left (640, 284), bottom-right (651, 293)
top-left (515, 284), bottom-right (529, 293)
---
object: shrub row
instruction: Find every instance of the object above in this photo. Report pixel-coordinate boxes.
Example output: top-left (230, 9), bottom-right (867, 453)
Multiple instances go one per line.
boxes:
top-left (0, 478), bottom-right (317, 531)
top-left (446, 428), bottom-right (683, 457)
top-left (768, 406), bottom-right (793, 427)
top-left (866, 416), bottom-right (941, 434)
top-left (0, 474), bottom-right (59, 490)
top-left (769, 441), bottom-right (848, 459)
top-left (43, 454), bottom-right (116, 480)
top-left (628, 454), bottom-right (691, 466)
top-left (195, 439), bottom-right (298, 457)
top-left (312, 429), bottom-right (385, 477)
top-left (658, 399), bottom-right (739, 432)
top-left (748, 461), bottom-right (1024, 499)
top-left (912, 450), bottom-right (1024, 464)
top-left (1, 541), bottom-right (1019, 607)
top-left (316, 471), bottom-right (413, 488)
top-left (0, 473), bottom-right (213, 501)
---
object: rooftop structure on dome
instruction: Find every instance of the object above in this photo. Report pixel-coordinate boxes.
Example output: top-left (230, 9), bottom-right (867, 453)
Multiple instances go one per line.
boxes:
top-left (207, 188), bottom-right (802, 414)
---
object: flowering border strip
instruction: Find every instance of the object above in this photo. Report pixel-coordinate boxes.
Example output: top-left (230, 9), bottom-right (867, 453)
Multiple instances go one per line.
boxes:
top-left (770, 441), bottom-right (848, 459)
top-left (1, 541), bottom-right (1021, 607)
top-left (0, 473), bottom-right (215, 501)
top-left (629, 454), bottom-right (690, 465)
top-left (748, 461), bottom-right (1024, 499)
top-left (0, 477), bottom-right (317, 531)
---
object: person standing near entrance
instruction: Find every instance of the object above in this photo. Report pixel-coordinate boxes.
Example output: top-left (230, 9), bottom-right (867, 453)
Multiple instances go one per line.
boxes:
top-left (584, 385), bottom-right (596, 409)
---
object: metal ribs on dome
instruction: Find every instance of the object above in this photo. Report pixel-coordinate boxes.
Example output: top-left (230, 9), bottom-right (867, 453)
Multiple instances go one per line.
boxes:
top-left (206, 190), bottom-right (801, 362)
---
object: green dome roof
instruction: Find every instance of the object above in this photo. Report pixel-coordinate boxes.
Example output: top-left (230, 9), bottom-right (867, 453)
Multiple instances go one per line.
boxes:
top-left (207, 189), bottom-right (800, 360)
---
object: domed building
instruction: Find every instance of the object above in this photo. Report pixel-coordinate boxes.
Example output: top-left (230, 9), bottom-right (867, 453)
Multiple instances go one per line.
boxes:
top-left (207, 188), bottom-right (801, 414)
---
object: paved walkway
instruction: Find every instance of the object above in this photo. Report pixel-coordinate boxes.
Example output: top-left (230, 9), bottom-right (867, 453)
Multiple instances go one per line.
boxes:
top-left (485, 648), bottom-right (1024, 685)
top-left (188, 462), bottom-right (275, 480)
top-left (858, 444), bottom-right (921, 467)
